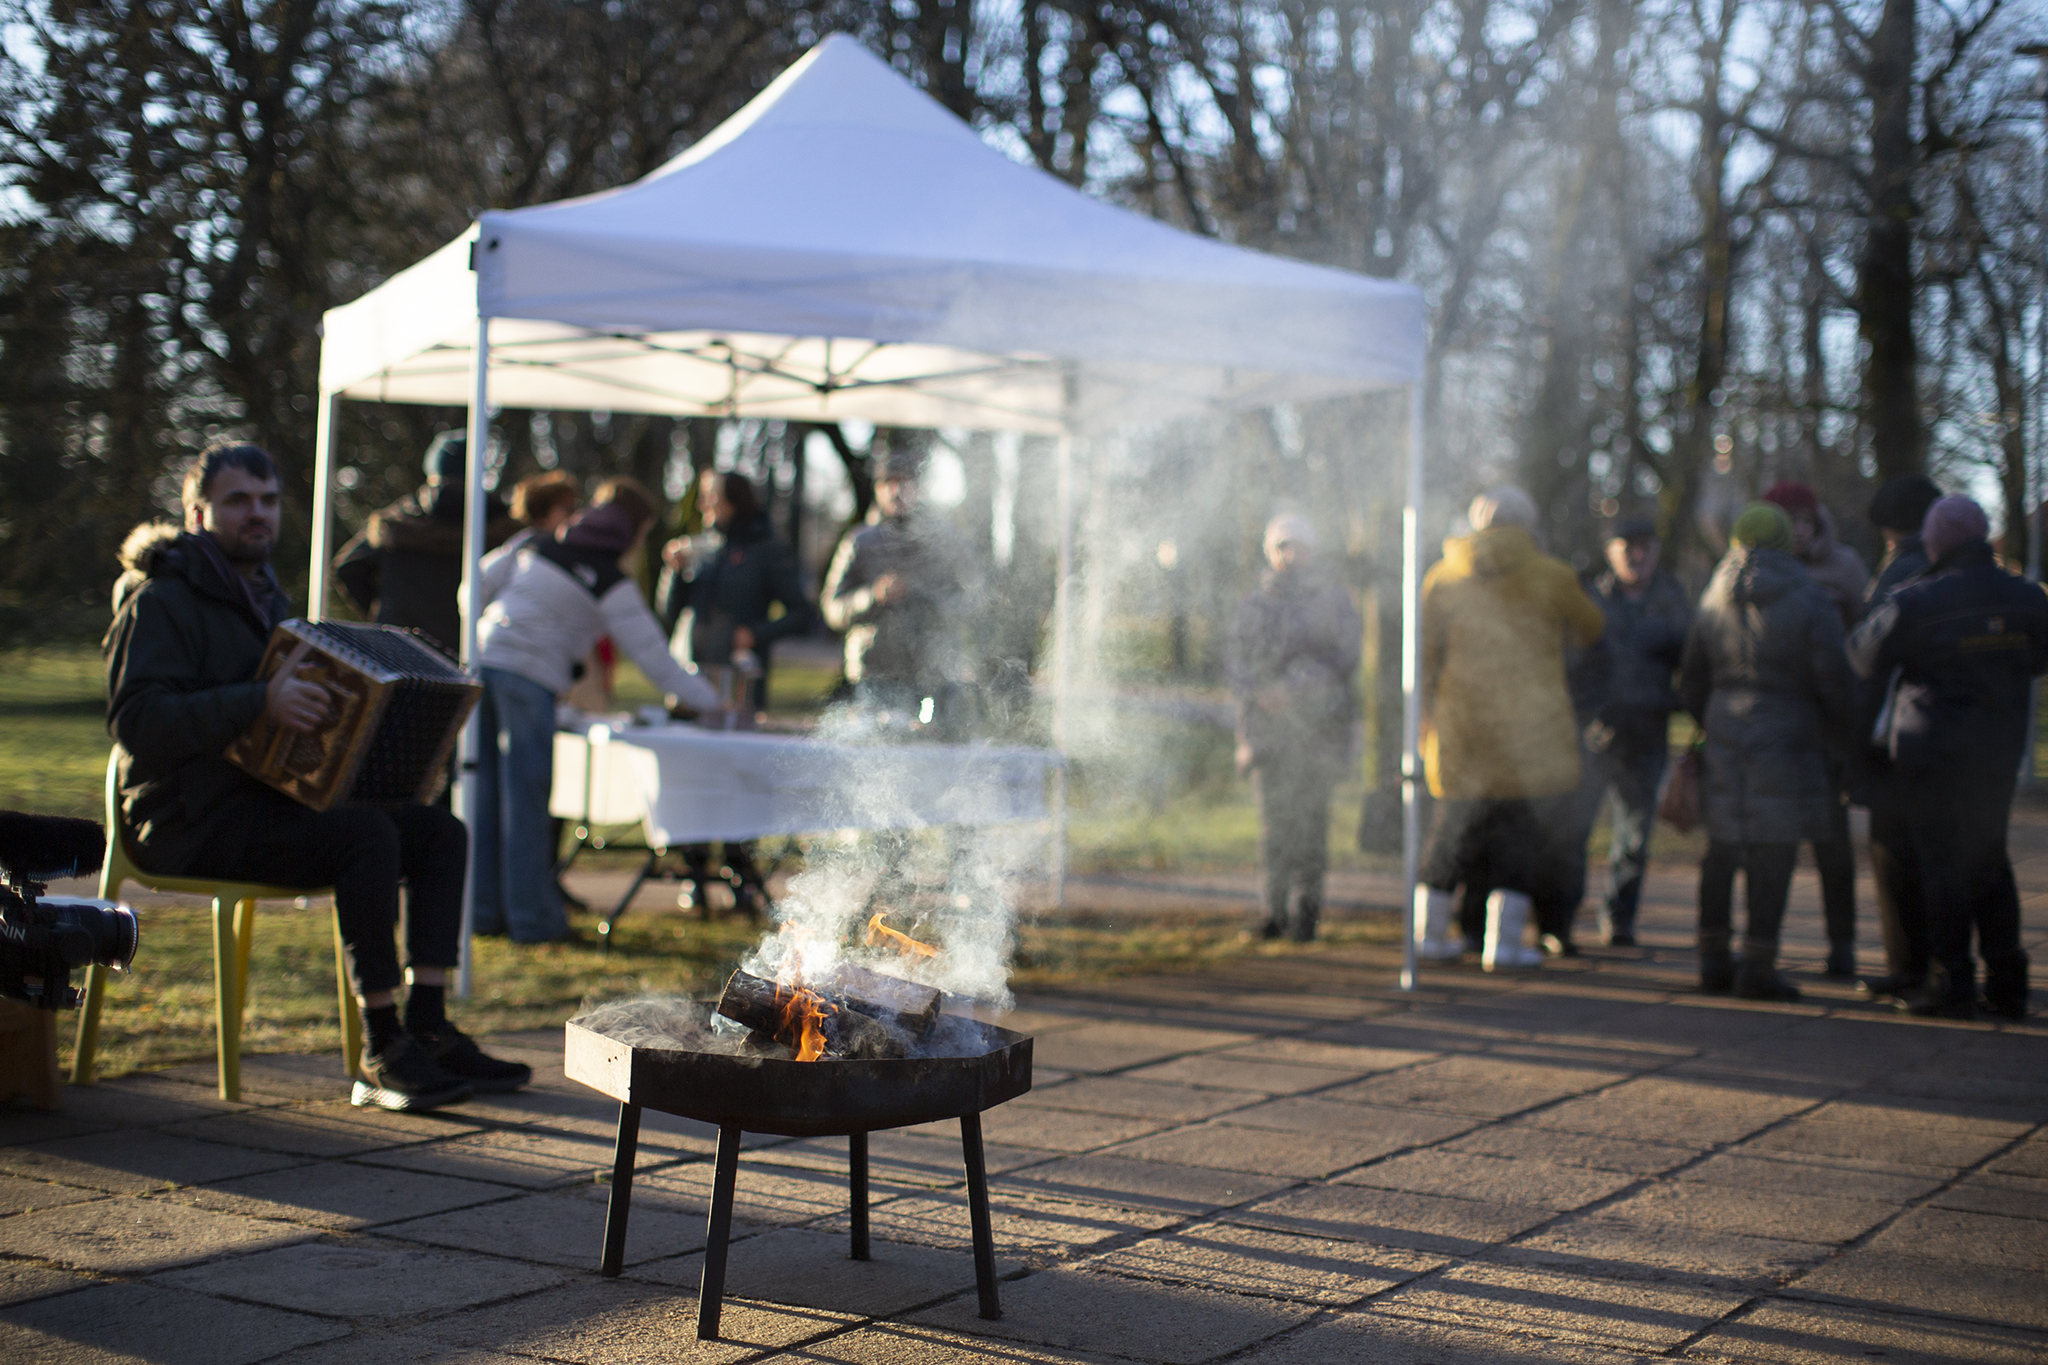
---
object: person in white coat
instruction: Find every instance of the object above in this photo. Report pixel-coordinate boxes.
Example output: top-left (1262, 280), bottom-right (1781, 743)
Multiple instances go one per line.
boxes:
top-left (472, 477), bottom-right (719, 941)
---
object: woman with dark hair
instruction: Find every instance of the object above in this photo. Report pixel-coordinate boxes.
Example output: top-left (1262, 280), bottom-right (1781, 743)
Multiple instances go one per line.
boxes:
top-left (658, 470), bottom-right (816, 711)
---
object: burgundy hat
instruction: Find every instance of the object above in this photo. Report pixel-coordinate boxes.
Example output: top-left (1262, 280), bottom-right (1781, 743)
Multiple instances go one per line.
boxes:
top-left (1762, 481), bottom-right (1819, 517)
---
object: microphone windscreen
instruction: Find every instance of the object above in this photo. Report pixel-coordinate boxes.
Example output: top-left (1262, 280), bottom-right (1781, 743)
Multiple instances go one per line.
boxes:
top-left (0, 812), bottom-right (106, 882)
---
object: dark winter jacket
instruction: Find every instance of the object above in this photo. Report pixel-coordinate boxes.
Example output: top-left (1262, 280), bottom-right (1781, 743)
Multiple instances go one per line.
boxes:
top-left (820, 512), bottom-right (973, 689)
top-left (1588, 568), bottom-right (1692, 748)
top-left (1679, 546), bottom-right (1854, 844)
top-left (1226, 565), bottom-right (1363, 774)
top-left (655, 515), bottom-right (816, 668)
top-left (1845, 540), bottom-right (2048, 778)
top-left (103, 524), bottom-right (292, 873)
top-left (332, 483), bottom-right (516, 656)
top-left (1846, 531), bottom-right (1932, 796)
top-left (1867, 532), bottom-right (1930, 607)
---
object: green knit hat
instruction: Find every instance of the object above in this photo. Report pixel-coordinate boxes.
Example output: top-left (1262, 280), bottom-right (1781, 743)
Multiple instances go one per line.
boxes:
top-left (1730, 501), bottom-right (1792, 550)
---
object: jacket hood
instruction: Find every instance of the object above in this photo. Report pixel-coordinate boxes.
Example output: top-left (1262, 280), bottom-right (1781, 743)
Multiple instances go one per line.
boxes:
top-left (1441, 525), bottom-right (1540, 579)
top-left (113, 522), bottom-right (286, 628)
top-left (1716, 545), bottom-right (1808, 606)
top-left (118, 521), bottom-right (184, 577)
top-left (560, 502), bottom-right (638, 553)
top-left (365, 485), bottom-right (516, 553)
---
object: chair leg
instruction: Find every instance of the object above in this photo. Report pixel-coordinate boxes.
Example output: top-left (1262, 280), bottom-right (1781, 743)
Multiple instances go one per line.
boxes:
top-left (212, 897), bottom-right (240, 1102)
top-left (234, 896), bottom-right (257, 1016)
top-left (71, 963), bottom-right (109, 1085)
top-left (332, 913), bottom-right (361, 1081)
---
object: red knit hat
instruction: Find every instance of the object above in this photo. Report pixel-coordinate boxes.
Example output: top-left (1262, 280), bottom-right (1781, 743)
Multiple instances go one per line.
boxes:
top-left (1762, 481), bottom-right (1819, 517)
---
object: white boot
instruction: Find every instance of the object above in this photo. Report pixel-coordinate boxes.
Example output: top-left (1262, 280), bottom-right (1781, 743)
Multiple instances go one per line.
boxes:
top-left (1483, 890), bottom-right (1544, 971)
top-left (1413, 886), bottom-right (1463, 961)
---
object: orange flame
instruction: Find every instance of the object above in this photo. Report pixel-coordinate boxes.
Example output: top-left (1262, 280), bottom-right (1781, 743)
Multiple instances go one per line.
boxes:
top-left (866, 912), bottom-right (940, 960)
top-left (773, 983), bottom-right (833, 1062)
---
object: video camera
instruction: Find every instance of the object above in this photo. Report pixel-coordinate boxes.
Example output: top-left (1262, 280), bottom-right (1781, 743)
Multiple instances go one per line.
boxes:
top-left (0, 812), bottom-right (138, 1010)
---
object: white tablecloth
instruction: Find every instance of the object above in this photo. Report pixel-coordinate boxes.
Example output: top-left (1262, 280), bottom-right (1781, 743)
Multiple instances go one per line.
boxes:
top-left (550, 723), bottom-right (1059, 846)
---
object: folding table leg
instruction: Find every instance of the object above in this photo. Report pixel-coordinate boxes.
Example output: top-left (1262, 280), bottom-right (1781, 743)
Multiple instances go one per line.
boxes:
top-left (600, 851), bottom-right (660, 951)
top-left (960, 1113), bottom-right (1000, 1320)
top-left (849, 1131), bottom-right (870, 1260)
top-left (600, 1102), bottom-right (641, 1277)
top-left (697, 1124), bottom-right (743, 1341)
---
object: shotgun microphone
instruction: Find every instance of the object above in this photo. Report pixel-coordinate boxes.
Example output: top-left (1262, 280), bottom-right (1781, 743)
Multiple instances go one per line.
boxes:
top-left (0, 811), bottom-right (106, 885)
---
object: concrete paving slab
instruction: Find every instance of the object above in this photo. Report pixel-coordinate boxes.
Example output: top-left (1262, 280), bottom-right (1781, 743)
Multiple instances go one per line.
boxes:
top-left (1245, 1304), bottom-right (1664, 1362)
top-left (1521, 1077), bottom-right (1817, 1145)
top-left (1736, 1115), bottom-right (2017, 1171)
top-left (903, 1104), bottom-right (1172, 1153)
top-left (810, 1189), bottom-right (1180, 1263)
top-left (1675, 1151), bottom-right (1946, 1203)
top-left (994, 1153), bottom-right (1294, 1215)
top-left (1098, 1120), bottom-right (1389, 1178)
top-left (631, 1159), bottom-right (922, 1229)
top-left (0, 1108), bottom-right (112, 1147)
top-left (1027, 1022), bottom-right (1255, 1074)
top-left (1871, 1070), bottom-right (2048, 1118)
top-left (1083, 1220), bottom-right (1444, 1304)
top-left (1789, 1206), bottom-right (2048, 1329)
top-left (632, 1226), bottom-right (1008, 1314)
top-left (0, 1172), bottom-right (101, 1216)
top-left (0, 1129), bottom-right (305, 1194)
top-left (1685, 1298), bottom-right (2048, 1363)
top-left (160, 1102), bottom-right (477, 1158)
top-left (1010, 1075), bottom-right (1264, 1122)
top-left (418, 1276), bottom-right (857, 1364)
top-left (750, 1129), bottom-right (1048, 1187)
top-left (149, 1052), bottom-right (356, 1103)
top-left (0, 1261), bottom-right (96, 1308)
top-left (1209, 1037), bottom-right (1438, 1073)
top-left (3, 1195), bottom-right (316, 1274)
top-left (420, 1084), bottom-right (618, 1131)
top-left (167, 1159), bottom-right (511, 1231)
top-left (1440, 1122), bottom-right (1704, 1175)
top-left (1806, 1096), bottom-right (2038, 1136)
top-left (773, 1321), bottom-right (1130, 1364)
top-left (905, 1263), bottom-right (1317, 1364)
top-left (1596, 1180), bottom-right (1896, 1245)
top-left (1216, 1096), bottom-right (1480, 1151)
top-left (383, 1185), bottom-right (707, 1268)
top-left (1987, 1139), bottom-right (2048, 1179)
top-left (1119, 1054), bottom-right (1358, 1094)
top-left (1507, 1215), bottom-right (1834, 1289)
top-left (356, 1127), bottom-right (654, 1189)
top-left (152, 1237), bottom-right (568, 1320)
top-left (0, 1280), bottom-right (346, 1364)
top-left (1323, 1055), bottom-right (1627, 1118)
top-left (1230, 1183), bottom-right (1555, 1253)
top-left (1380, 1261), bottom-right (1745, 1352)
top-left (54, 1076), bottom-right (257, 1127)
top-left (265, 1335), bottom-right (539, 1364)
top-left (1338, 1148), bottom-right (1637, 1210)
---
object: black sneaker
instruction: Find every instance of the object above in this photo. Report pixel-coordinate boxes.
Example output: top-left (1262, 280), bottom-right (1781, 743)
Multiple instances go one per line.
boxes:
top-left (352, 1035), bottom-right (473, 1111)
top-left (413, 1024), bottom-right (532, 1093)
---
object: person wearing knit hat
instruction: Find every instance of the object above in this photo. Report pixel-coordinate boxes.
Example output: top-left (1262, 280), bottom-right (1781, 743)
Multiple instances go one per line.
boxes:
top-left (1846, 492), bottom-right (2048, 1019)
top-left (1227, 513), bottom-right (1363, 942)
top-left (1679, 505), bottom-right (1855, 1000)
top-left (1759, 483), bottom-right (1870, 979)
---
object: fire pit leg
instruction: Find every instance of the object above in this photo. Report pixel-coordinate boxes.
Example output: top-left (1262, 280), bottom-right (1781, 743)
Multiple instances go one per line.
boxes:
top-left (960, 1113), bottom-right (1001, 1320)
top-left (849, 1132), bottom-right (870, 1260)
top-left (697, 1124), bottom-right (743, 1341)
top-left (600, 1102), bottom-right (641, 1276)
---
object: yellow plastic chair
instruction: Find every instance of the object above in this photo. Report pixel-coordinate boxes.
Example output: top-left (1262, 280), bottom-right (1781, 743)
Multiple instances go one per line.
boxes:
top-left (73, 753), bottom-right (358, 1100)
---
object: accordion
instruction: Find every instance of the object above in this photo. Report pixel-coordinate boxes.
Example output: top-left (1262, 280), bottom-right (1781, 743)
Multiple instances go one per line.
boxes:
top-left (226, 620), bottom-right (482, 811)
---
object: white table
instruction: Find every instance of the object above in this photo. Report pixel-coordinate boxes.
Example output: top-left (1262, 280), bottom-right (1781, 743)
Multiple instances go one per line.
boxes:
top-left (550, 722), bottom-right (1061, 936)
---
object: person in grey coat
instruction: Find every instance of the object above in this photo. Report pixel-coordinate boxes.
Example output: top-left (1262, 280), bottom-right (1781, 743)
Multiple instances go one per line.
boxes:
top-left (1227, 514), bottom-right (1363, 942)
top-left (1678, 502), bottom-right (1855, 1000)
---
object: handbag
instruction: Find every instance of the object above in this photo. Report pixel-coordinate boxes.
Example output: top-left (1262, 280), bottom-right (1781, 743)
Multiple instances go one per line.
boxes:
top-left (1658, 741), bottom-right (1703, 833)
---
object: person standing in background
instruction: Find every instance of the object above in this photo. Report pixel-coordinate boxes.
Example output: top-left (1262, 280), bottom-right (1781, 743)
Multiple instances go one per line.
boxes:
top-left (1579, 512), bottom-right (1691, 947)
top-left (332, 431), bottom-right (518, 657)
top-left (1847, 496), bottom-right (2048, 1020)
top-left (1226, 515), bottom-right (1363, 942)
top-left (503, 471), bottom-right (581, 555)
top-left (1853, 474), bottom-right (1944, 1001)
top-left (659, 470), bottom-right (816, 713)
top-left (1412, 487), bottom-right (1605, 970)
top-left (1680, 502), bottom-right (1854, 1001)
top-left (1762, 481), bottom-right (1869, 978)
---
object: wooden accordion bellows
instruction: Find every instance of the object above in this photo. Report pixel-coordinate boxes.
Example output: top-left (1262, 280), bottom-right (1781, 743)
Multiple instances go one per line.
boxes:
top-left (226, 620), bottom-right (482, 811)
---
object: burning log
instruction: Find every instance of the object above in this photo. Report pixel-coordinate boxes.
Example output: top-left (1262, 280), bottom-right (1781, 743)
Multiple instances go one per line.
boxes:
top-left (716, 969), bottom-right (917, 1061)
top-left (820, 963), bottom-right (942, 1036)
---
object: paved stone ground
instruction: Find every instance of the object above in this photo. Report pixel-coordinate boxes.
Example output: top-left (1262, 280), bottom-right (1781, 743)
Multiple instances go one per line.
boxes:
top-left (2, 817), bottom-right (2045, 1363)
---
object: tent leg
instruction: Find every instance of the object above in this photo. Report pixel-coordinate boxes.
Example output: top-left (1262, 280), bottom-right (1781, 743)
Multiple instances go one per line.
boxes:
top-left (1050, 420), bottom-right (1076, 911)
top-left (308, 391), bottom-right (341, 622)
top-left (455, 315), bottom-right (492, 1001)
top-left (1400, 383), bottom-right (1424, 993)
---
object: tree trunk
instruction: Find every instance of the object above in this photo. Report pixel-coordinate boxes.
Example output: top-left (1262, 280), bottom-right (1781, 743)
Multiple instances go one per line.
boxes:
top-left (1857, 0), bottom-right (1921, 479)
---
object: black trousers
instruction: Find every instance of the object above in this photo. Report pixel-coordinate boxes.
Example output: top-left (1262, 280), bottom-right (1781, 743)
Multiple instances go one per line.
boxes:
top-left (1906, 766), bottom-right (2028, 999)
top-left (184, 793), bottom-right (466, 999)
top-left (1867, 780), bottom-right (1928, 980)
top-left (1699, 841), bottom-right (1797, 951)
top-left (1253, 765), bottom-right (1335, 932)
top-left (1423, 795), bottom-right (1577, 942)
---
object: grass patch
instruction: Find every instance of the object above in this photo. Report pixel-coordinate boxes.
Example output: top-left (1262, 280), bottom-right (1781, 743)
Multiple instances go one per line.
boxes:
top-left (1015, 908), bottom-right (1398, 981)
top-left (0, 648), bottom-right (110, 823)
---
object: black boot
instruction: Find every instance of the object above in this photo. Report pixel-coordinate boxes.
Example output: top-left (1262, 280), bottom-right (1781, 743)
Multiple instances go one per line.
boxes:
top-left (1824, 942), bottom-right (1856, 979)
top-left (1699, 932), bottom-right (1735, 994)
top-left (1858, 970), bottom-right (1921, 1001)
top-left (1980, 954), bottom-right (2028, 1022)
top-left (1291, 894), bottom-right (1320, 944)
top-left (1734, 938), bottom-right (1800, 1001)
top-left (1899, 962), bottom-right (1974, 1020)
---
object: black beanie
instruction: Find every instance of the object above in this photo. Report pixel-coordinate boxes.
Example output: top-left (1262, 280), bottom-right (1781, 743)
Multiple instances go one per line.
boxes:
top-left (1867, 474), bottom-right (1941, 534)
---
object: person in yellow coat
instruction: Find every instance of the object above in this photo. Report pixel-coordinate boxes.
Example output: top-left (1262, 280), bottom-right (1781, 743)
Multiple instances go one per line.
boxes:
top-left (1413, 486), bottom-right (1606, 969)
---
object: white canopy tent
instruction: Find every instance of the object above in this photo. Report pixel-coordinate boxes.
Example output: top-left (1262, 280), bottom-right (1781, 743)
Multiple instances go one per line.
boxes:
top-left (311, 34), bottom-right (1431, 988)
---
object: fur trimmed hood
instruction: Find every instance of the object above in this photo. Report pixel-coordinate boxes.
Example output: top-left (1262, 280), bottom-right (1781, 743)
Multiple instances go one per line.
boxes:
top-left (118, 521), bottom-right (184, 577)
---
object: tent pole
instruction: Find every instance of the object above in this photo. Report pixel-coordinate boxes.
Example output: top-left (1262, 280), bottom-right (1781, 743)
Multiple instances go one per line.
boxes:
top-left (307, 391), bottom-right (340, 622)
top-left (1050, 419), bottom-right (1075, 911)
top-left (455, 316), bottom-right (492, 999)
top-left (1400, 382), bottom-right (1424, 993)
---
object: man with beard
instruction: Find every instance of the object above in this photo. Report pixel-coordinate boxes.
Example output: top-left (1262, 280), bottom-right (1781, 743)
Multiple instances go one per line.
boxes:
top-left (105, 441), bottom-right (529, 1110)
top-left (1227, 515), bottom-right (1364, 942)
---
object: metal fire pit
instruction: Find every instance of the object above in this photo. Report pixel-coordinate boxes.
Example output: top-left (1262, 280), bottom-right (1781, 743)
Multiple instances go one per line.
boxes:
top-left (564, 1017), bottom-right (1033, 1340)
